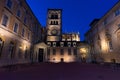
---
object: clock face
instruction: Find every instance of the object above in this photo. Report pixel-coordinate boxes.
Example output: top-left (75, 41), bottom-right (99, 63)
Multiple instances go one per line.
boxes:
top-left (51, 29), bottom-right (58, 35)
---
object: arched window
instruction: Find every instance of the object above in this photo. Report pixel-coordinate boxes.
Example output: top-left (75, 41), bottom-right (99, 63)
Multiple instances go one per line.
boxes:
top-left (9, 42), bottom-right (15, 59)
top-left (0, 38), bottom-right (4, 57)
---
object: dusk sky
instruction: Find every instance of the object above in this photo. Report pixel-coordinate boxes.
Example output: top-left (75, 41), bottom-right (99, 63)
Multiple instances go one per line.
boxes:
top-left (26, 0), bottom-right (118, 41)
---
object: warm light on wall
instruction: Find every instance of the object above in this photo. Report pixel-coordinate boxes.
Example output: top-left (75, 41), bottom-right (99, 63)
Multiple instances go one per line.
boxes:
top-left (101, 40), bottom-right (108, 53)
top-left (49, 55), bottom-right (75, 63)
top-left (80, 48), bottom-right (87, 53)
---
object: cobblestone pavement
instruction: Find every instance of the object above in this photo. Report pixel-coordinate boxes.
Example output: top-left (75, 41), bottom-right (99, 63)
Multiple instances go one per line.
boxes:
top-left (0, 63), bottom-right (120, 80)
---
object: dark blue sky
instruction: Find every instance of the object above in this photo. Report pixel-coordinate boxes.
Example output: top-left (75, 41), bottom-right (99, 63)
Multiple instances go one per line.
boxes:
top-left (26, 0), bottom-right (118, 41)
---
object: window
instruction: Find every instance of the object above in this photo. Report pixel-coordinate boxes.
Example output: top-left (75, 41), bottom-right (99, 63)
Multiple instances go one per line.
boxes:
top-left (47, 48), bottom-right (50, 56)
top-left (22, 28), bottom-right (25, 37)
top-left (103, 19), bottom-right (107, 25)
top-left (68, 42), bottom-right (71, 47)
top-left (108, 41), bottom-right (113, 52)
top-left (13, 23), bottom-right (18, 33)
top-left (50, 14), bottom-right (58, 19)
top-left (53, 42), bottom-right (56, 47)
top-left (24, 17), bottom-right (27, 24)
top-left (6, 0), bottom-right (13, 9)
top-left (0, 38), bottom-right (4, 58)
top-left (68, 48), bottom-right (71, 55)
top-left (53, 49), bottom-right (56, 55)
top-left (60, 42), bottom-right (64, 47)
top-left (50, 21), bottom-right (53, 25)
top-left (51, 15), bottom-right (54, 19)
top-left (28, 32), bottom-right (30, 39)
top-left (73, 48), bottom-right (77, 55)
top-left (56, 21), bottom-right (58, 25)
top-left (17, 9), bottom-right (21, 17)
top-left (73, 42), bottom-right (76, 47)
top-left (9, 42), bottom-right (15, 59)
top-left (55, 15), bottom-right (58, 19)
top-left (2, 15), bottom-right (9, 27)
top-left (115, 9), bottom-right (120, 16)
top-left (47, 42), bottom-right (51, 47)
top-left (60, 49), bottom-right (64, 55)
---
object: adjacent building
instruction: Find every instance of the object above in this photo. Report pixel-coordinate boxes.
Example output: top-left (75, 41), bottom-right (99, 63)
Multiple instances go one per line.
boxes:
top-left (85, 1), bottom-right (120, 63)
top-left (0, 0), bottom-right (41, 67)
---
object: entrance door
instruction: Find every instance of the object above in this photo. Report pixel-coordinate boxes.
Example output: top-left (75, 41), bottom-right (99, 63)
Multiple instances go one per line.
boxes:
top-left (38, 48), bottom-right (44, 62)
top-left (61, 58), bottom-right (64, 62)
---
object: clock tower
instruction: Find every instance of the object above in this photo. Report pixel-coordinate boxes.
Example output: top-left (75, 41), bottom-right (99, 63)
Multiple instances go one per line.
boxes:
top-left (46, 9), bottom-right (62, 41)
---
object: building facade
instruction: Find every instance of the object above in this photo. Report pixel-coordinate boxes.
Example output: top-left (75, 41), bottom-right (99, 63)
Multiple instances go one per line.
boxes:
top-left (34, 9), bottom-right (90, 63)
top-left (0, 0), bottom-right (41, 67)
top-left (85, 1), bottom-right (120, 63)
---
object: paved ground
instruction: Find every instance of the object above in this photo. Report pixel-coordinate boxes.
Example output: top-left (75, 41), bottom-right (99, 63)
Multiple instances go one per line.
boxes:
top-left (0, 63), bottom-right (120, 80)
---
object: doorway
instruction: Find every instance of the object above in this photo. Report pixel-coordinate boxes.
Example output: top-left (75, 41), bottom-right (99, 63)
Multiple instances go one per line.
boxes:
top-left (61, 58), bottom-right (64, 62)
top-left (38, 48), bottom-right (44, 62)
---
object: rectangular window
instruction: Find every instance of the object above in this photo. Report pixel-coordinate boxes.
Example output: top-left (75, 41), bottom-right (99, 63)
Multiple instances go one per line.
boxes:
top-left (68, 48), bottom-right (71, 55)
top-left (53, 49), bottom-right (56, 55)
top-left (24, 17), bottom-right (27, 24)
top-left (60, 49), bottom-right (64, 55)
top-left (6, 0), bottom-right (12, 9)
top-left (13, 23), bottom-right (18, 33)
top-left (22, 28), bottom-right (25, 37)
top-left (47, 48), bottom-right (50, 56)
top-left (2, 15), bottom-right (9, 27)
top-left (28, 32), bottom-right (30, 39)
top-left (103, 19), bottom-right (107, 25)
top-left (74, 48), bottom-right (77, 55)
top-left (115, 9), bottom-right (120, 16)
top-left (17, 9), bottom-right (21, 17)
top-left (108, 41), bottom-right (113, 51)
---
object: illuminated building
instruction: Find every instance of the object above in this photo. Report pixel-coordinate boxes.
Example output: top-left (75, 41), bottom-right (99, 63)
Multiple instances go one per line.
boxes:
top-left (85, 1), bottom-right (120, 63)
top-left (34, 9), bottom-right (90, 63)
top-left (0, 0), bottom-right (90, 66)
top-left (0, 0), bottom-right (41, 66)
